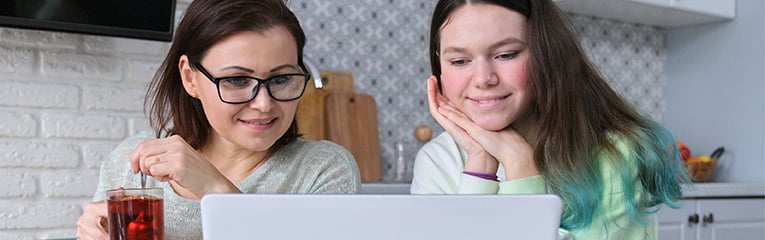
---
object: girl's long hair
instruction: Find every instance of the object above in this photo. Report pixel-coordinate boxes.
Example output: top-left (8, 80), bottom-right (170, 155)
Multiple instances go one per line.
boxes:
top-left (430, 0), bottom-right (690, 230)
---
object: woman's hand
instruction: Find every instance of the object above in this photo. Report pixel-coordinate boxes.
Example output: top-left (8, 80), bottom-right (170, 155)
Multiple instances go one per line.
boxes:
top-left (427, 76), bottom-right (538, 180)
top-left (129, 135), bottom-right (239, 199)
top-left (76, 201), bottom-right (108, 240)
top-left (427, 76), bottom-right (498, 174)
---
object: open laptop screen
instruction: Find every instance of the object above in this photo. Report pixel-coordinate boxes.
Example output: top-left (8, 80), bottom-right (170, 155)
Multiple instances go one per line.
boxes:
top-left (201, 194), bottom-right (562, 240)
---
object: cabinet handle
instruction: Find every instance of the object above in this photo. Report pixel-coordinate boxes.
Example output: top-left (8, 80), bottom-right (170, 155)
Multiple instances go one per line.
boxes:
top-left (703, 213), bottom-right (714, 223)
top-left (688, 213), bottom-right (699, 224)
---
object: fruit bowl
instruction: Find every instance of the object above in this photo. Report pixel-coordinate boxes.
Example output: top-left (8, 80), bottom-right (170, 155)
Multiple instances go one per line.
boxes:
top-left (683, 156), bottom-right (717, 182)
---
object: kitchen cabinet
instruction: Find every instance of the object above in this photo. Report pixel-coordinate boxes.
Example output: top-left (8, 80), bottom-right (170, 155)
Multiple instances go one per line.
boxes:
top-left (657, 198), bottom-right (765, 240)
top-left (554, 0), bottom-right (736, 28)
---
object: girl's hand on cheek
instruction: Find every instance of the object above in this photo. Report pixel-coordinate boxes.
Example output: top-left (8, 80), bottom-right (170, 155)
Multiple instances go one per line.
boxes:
top-left (427, 76), bottom-right (497, 173)
top-left (427, 76), bottom-right (480, 153)
top-left (442, 111), bottom-right (537, 179)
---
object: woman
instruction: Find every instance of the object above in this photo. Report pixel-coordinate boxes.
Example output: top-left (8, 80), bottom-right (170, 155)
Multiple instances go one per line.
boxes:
top-left (410, 0), bottom-right (689, 239)
top-left (76, 0), bottom-right (360, 238)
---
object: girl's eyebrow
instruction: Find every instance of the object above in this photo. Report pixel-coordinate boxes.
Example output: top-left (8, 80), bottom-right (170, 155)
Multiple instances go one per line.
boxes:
top-left (441, 46), bottom-right (468, 55)
top-left (441, 37), bottom-right (526, 55)
top-left (489, 37), bottom-right (526, 49)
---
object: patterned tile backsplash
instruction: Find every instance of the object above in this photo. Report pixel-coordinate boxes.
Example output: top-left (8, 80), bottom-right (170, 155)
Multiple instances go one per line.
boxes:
top-left (290, 1), bottom-right (665, 181)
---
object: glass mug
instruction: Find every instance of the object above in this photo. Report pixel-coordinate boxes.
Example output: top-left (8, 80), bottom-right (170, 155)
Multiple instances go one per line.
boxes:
top-left (106, 188), bottom-right (164, 240)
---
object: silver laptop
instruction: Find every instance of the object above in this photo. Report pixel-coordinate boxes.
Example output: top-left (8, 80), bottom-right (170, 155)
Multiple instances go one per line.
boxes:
top-left (201, 194), bottom-right (562, 240)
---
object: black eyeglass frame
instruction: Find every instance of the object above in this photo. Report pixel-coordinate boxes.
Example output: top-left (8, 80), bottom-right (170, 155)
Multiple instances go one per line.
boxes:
top-left (192, 62), bottom-right (311, 104)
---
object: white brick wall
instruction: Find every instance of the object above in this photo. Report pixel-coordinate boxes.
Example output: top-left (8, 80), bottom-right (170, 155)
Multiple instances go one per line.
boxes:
top-left (0, 1), bottom-right (193, 238)
top-left (0, 25), bottom-right (170, 239)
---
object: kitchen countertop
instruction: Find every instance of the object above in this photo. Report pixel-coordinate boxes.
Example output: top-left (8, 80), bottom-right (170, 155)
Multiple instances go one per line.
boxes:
top-left (361, 182), bottom-right (411, 194)
top-left (680, 182), bottom-right (765, 198)
top-left (361, 182), bottom-right (765, 198)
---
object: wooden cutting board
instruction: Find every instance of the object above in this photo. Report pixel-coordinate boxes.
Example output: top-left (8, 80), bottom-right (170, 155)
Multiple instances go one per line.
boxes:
top-left (325, 92), bottom-right (381, 182)
top-left (296, 70), bottom-right (354, 140)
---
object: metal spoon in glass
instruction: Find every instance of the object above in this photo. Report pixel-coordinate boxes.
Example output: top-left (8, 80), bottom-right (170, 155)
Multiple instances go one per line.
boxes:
top-left (139, 171), bottom-right (147, 200)
top-left (140, 171), bottom-right (147, 189)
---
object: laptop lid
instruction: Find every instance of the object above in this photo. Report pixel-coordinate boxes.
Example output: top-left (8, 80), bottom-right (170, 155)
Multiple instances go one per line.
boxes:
top-left (201, 194), bottom-right (562, 240)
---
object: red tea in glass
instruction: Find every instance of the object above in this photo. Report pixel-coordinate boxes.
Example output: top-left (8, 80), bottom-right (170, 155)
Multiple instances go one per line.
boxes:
top-left (107, 188), bottom-right (164, 240)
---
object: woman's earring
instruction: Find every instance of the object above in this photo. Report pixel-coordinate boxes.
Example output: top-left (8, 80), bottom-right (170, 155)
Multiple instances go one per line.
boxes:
top-left (191, 92), bottom-right (198, 99)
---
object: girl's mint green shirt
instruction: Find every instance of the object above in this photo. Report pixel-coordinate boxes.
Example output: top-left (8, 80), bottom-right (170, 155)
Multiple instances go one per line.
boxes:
top-left (411, 132), bottom-right (658, 240)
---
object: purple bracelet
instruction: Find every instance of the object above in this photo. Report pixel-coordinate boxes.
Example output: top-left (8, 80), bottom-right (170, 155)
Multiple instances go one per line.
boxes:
top-left (462, 171), bottom-right (499, 182)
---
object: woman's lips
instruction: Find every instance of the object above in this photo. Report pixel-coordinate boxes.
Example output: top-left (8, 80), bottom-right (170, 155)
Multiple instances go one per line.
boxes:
top-left (239, 118), bottom-right (277, 130)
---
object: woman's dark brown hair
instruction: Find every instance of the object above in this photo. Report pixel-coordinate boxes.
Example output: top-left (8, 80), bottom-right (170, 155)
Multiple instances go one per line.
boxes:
top-left (145, 0), bottom-right (306, 150)
top-left (429, 0), bottom-right (687, 231)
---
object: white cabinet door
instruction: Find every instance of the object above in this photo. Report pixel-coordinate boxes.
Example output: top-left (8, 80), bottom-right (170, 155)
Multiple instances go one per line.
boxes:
top-left (696, 199), bottom-right (765, 240)
top-left (658, 198), bottom-right (765, 240)
top-left (657, 200), bottom-right (697, 240)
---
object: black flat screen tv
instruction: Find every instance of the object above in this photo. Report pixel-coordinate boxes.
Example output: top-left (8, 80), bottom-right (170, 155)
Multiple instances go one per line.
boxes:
top-left (0, 0), bottom-right (176, 42)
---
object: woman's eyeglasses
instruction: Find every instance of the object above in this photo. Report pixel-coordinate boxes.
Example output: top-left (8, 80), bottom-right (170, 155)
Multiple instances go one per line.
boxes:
top-left (193, 62), bottom-right (310, 104)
